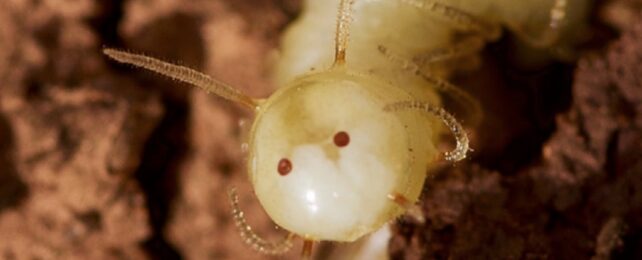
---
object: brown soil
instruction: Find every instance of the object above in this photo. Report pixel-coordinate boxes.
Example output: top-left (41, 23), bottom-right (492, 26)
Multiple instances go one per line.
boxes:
top-left (0, 0), bottom-right (640, 259)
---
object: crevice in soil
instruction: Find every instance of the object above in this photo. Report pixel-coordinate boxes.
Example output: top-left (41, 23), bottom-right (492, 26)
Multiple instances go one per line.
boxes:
top-left (89, 1), bottom-right (191, 259)
top-left (87, 0), bottom-right (126, 47)
top-left (459, 34), bottom-right (575, 174)
top-left (133, 95), bottom-right (187, 260)
top-left (0, 112), bottom-right (28, 213)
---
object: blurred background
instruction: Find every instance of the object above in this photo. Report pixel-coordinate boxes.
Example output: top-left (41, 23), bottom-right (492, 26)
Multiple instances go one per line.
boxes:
top-left (0, 0), bottom-right (641, 259)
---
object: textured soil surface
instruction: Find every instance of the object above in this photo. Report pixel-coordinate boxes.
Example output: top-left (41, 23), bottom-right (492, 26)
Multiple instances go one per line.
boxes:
top-left (0, 0), bottom-right (641, 259)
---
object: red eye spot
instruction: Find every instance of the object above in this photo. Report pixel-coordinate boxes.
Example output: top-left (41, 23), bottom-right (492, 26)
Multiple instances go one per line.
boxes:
top-left (277, 158), bottom-right (292, 176)
top-left (333, 131), bottom-right (350, 147)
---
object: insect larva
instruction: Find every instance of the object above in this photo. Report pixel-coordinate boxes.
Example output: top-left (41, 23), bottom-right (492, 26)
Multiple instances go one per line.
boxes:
top-left (104, 0), bottom-right (589, 257)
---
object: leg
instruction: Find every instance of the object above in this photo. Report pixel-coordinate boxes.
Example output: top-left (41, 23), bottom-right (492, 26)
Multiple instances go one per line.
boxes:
top-left (397, 0), bottom-right (501, 40)
top-left (412, 37), bottom-right (485, 66)
top-left (388, 192), bottom-right (425, 223)
top-left (378, 45), bottom-right (483, 128)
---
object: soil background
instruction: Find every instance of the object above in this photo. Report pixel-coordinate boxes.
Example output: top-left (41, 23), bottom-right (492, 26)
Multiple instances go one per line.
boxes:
top-left (0, 0), bottom-right (641, 259)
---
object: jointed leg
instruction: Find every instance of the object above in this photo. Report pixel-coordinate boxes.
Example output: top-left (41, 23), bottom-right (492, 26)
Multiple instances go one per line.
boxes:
top-left (549, 0), bottom-right (567, 29)
top-left (388, 192), bottom-right (425, 223)
top-left (412, 37), bottom-right (485, 66)
top-left (397, 0), bottom-right (501, 40)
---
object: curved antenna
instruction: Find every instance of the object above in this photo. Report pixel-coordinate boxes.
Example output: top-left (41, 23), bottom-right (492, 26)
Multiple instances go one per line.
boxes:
top-left (377, 44), bottom-right (483, 127)
top-left (408, 37), bottom-right (484, 65)
top-left (384, 101), bottom-right (470, 162)
top-left (103, 48), bottom-right (258, 110)
top-left (228, 188), bottom-right (295, 255)
top-left (333, 0), bottom-right (355, 66)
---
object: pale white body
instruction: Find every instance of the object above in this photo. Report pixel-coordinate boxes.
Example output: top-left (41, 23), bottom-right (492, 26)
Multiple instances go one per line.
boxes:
top-left (103, 0), bottom-right (591, 254)
top-left (253, 0), bottom-right (589, 242)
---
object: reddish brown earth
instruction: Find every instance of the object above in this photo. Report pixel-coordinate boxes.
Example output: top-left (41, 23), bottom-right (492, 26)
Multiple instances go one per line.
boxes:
top-left (0, 0), bottom-right (640, 259)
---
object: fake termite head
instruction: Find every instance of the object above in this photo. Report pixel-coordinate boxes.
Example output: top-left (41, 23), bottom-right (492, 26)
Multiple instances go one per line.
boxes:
top-left (249, 68), bottom-right (424, 242)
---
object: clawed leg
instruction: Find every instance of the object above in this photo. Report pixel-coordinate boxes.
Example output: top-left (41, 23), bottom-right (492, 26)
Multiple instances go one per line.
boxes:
top-left (397, 0), bottom-right (501, 40)
top-left (388, 192), bottom-right (425, 223)
top-left (228, 188), bottom-right (295, 255)
top-left (378, 45), bottom-right (483, 128)
top-left (412, 37), bottom-right (485, 66)
top-left (384, 101), bottom-right (470, 162)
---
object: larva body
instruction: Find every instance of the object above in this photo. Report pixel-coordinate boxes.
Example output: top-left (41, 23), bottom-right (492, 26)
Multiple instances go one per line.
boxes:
top-left (255, 0), bottom-right (589, 243)
top-left (104, 0), bottom-right (590, 255)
